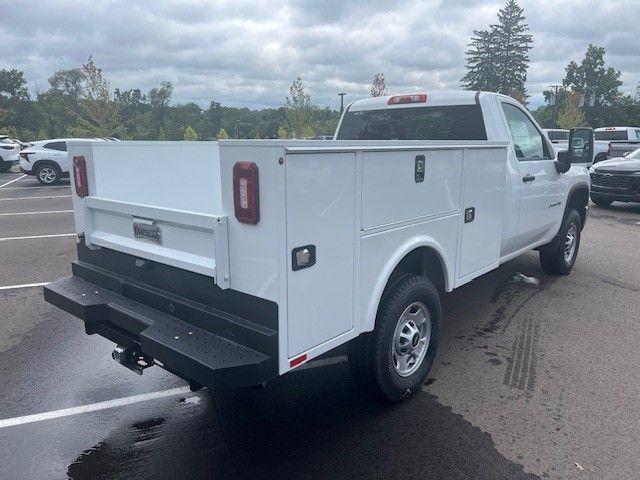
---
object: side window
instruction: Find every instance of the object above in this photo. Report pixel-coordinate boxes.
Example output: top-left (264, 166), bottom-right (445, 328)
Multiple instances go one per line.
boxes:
top-left (44, 141), bottom-right (67, 152)
top-left (501, 103), bottom-right (549, 160)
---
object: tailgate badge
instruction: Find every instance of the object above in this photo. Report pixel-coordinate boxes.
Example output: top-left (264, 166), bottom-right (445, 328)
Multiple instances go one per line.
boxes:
top-left (133, 220), bottom-right (163, 244)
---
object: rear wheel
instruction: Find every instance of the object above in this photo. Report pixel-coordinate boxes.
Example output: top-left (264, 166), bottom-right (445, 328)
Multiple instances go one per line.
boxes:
top-left (348, 274), bottom-right (442, 402)
top-left (591, 195), bottom-right (613, 207)
top-left (540, 209), bottom-right (582, 275)
top-left (35, 164), bottom-right (61, 185)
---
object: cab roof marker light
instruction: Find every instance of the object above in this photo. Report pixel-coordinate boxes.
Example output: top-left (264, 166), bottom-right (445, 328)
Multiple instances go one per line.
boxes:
top-left (388, 94), bottom-right (427, 105)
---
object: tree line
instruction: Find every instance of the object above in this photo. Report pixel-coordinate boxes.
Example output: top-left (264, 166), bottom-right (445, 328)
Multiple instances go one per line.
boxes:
top-left (0, 58), bottom-right (341, 142)
top-left (2, 0), bottom-right (640, 142)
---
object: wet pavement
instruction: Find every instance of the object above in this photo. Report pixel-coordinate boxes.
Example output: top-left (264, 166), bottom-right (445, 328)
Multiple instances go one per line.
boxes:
top-left (1, 170), bottom-right (640, 479)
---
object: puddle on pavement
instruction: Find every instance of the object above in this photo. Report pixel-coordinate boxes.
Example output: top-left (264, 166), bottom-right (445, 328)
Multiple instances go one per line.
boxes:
top-left (66, 363), bottom-right (539, 480)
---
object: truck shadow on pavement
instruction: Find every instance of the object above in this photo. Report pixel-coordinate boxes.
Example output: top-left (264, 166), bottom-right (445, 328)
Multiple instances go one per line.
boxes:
top-left (68, 362), bottom-right (539, 480)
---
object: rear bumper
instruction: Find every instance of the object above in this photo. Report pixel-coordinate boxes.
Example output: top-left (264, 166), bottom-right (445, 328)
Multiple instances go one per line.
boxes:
top-left (44, 240), bottom-right (279, 390)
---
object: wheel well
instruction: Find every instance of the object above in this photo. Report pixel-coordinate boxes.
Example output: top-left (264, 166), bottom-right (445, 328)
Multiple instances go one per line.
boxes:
top-left (32, 160), bottom-right (60, 172)
top-left (384, 247), bottom-right (446, 297)
top-left (567, 185), bottom-right (589, 228)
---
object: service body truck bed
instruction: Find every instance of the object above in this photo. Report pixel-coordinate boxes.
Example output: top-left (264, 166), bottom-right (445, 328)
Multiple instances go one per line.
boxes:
top-left (45, 91), bottom-right (591, 401)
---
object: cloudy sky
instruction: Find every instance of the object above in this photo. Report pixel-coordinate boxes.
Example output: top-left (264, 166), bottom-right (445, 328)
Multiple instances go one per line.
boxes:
top-left (1, 0), bottom-right (639, 109)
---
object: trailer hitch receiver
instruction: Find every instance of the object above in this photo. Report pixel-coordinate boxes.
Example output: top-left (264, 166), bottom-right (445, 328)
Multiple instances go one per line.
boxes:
top-left (112, 346), bottom-right (155, 375)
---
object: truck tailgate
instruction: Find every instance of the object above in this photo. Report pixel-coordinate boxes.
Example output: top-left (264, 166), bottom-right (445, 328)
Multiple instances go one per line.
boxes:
top-left (70, 141), bottom-right (230, 288)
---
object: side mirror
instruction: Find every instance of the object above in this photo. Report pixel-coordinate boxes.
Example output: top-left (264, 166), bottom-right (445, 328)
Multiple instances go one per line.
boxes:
top-left (556, 127), bottom-right (593, 173)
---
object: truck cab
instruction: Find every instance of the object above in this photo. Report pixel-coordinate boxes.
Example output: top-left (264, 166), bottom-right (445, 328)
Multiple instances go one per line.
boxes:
top-left (44, 91), bottom-right (590, 402)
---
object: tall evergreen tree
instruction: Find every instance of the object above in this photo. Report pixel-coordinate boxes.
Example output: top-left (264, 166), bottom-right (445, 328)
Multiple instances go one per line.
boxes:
top-left (462, 0), bottom-right (532, 100)
top-left (461, 29), bottom-right (499, 93)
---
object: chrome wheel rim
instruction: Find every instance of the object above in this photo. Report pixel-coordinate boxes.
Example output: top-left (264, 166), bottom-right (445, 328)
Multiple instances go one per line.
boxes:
top-left (392, 302), bottom-right (431, 377)
top-left (38, 167), bottom-right (56, 183)
top-left (564, 223), bottom-right (578, 263)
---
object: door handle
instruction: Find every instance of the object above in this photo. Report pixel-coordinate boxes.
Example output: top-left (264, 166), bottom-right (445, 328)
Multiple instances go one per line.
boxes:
top-left (522, 174), bottom-right (536, 183)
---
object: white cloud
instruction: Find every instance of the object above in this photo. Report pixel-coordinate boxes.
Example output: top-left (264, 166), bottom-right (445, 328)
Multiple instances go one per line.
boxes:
top-left (0, 0), bottom-right (638, 109)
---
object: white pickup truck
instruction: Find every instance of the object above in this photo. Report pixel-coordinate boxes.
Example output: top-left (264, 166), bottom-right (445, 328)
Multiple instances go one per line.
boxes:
top-left (45, 91), bottom-right (591, 402)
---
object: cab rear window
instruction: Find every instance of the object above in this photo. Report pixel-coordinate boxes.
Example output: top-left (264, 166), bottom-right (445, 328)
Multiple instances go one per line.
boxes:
top-left (336, 105), bottom-right (487, 141)
top-left (595, 131), bottom-right (628, 141)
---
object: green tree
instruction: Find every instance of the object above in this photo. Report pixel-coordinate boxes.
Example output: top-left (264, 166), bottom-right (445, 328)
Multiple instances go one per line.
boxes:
top-left (557, 92), bottom-right (586, 129)
top-left (284, 77), bottom-right (315, 138)
top-left (562, 44), bottom-right (623, 126)
top-left (183, 125), bottom-right (198, 140)
top-left (462, 0), bottom-right (532, 98)
top-left (277, 125), bottom-right (288, 138)
top-left (69, 56), bottom-right (124, 138)
top-left (149, 82), bottom-right (173, 128)
top-left (370, 73), bottom-right (388, 97)
top-left (157, 125), bottom-right (167, 140)
top-left (216, 128), bottom-right (229, 139)
top-left (563, 44), bottom-right (622, 106)
top-left (48, 68), bottom-right (86, 102)
top-left (0, 69), bottom-right (32, 135)
top-left (461, 29), bottom-right (499, 92)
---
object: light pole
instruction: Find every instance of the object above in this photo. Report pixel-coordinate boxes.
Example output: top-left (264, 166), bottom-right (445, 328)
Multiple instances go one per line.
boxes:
top-left (338, 92), bottom-right (347, 113)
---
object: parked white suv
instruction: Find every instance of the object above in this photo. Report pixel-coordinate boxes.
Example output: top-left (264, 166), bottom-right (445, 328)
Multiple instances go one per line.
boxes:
top-left (0, 136), bottom-right (22, 172)
top-left (19, 138), bottom-right (104, 185)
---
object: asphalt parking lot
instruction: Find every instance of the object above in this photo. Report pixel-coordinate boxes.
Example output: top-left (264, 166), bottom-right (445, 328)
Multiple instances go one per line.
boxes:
top-left (1, 169), bottom-right (639, 480)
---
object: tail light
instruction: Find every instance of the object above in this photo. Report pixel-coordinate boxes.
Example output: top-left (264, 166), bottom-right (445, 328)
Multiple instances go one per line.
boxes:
top-left (19, 153), bottom-right (30, 161)
top-left (388, 94), bottom-right (427, 105)
top-left (233, 162), bottom-right (259, 224)
top-left (73, 155), bottom-right (89, 198)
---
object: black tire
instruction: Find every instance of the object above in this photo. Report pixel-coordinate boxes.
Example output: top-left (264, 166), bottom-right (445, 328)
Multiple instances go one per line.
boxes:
top-left (591, 195), bottom-right (613, 207)
top-left (540, 209), bottom-right (582, 275)
top-left (348, 274), bottom-right (442, 402)
top-left (0, 162), bottom-right (12, 173)
top-left (35, 163), bottom-right (61, 185)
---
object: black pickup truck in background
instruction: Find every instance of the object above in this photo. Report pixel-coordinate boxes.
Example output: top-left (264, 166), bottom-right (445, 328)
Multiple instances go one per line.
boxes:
top-left (590, 145), bottom-right (640, 207)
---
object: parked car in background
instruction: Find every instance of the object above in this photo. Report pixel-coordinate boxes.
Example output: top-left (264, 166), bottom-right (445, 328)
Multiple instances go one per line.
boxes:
top-left (0, 136), bottom-right (22, 172)
top-left (589, 146), bottom-right (640, 207)
top-left (594, 127), bottom-right (640, 163)
top-left (542, 129), bottom-right (569, 153)
top-left (19, 138), bottom-right (105, 185)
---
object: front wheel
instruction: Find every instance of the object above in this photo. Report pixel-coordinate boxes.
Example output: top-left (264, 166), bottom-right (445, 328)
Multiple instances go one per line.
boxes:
top-left (0, 161), bottom-right (12, 173)
top-left (348, 274), bottom-right (442, 402)
top-left (35, 164), bottom-right (61, 185)
top-left (540, 209), bottom-right (582, 275)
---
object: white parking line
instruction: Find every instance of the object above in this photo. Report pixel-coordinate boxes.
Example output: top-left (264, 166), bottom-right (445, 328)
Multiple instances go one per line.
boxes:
top-left (0, 210), bottom-right (73, 217)
top-left (0, 195), bottom-right (72, 202)
top-left (0, 185), bottom-right (70, 190)
top-left (0, 174), bottom-right (27, 189)
top-left (0, 386), bottom-right (192, 429)
top-left (0, 233), bottom-right (76, 242)
top-left (0, 282), bottom-right (50, 291)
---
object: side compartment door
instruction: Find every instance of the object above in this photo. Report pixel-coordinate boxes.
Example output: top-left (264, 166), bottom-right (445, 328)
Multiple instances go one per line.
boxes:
top-left (457, 146), bottom-right (507, 282)
top-left (501, 102), bottom-right (563, 248)
top-left (285, 152), bottom-right (356, 357)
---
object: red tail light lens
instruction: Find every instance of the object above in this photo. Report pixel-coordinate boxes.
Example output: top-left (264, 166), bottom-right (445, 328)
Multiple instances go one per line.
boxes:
top-left (388, 93), bottom-right (427, 105)
top-left (233, 162), bottom-right (259, 224)
top-left (73, 155), bottom-right (89, 198)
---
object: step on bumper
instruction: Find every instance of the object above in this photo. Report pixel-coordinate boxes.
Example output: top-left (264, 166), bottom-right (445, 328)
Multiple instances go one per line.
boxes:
top-left (44, 276), bottom-right (273, 390)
